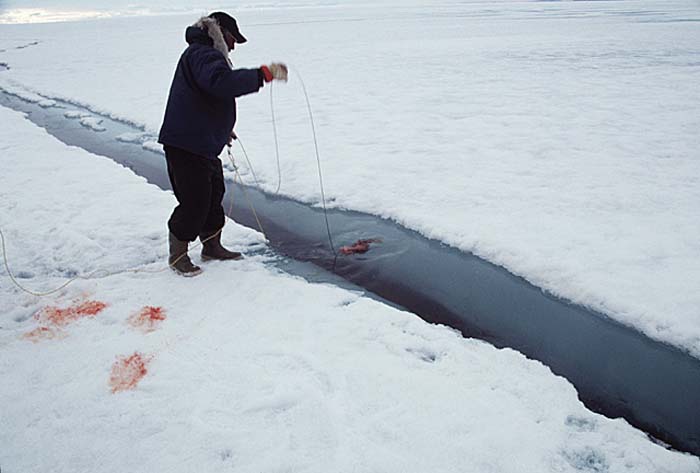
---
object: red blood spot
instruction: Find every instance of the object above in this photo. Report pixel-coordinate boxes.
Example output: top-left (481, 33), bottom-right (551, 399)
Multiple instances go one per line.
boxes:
top-left (128, 306), bottom-right (166, 333)
top-left (109, 352), bottom-right (152, 393)
top-left (23, 299), bottom-right (107, 342)
top-left (35, 300), bottom-right (108, 327)
top-left (339, 238), bottom-right (383, 255)
top-left (22, 326), bottom-right (66, 343)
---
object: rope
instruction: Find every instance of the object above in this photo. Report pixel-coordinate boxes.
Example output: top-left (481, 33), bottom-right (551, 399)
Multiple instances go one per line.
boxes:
top-left (235, 67), bottom-right (337, 258)
top-left (270, 81), bottom-right (283, 194)
top-left (1, 231), bottom-right (220, 298)
top-left (226, 146), bottom-right (267, 237)
top-left (292, 67), bottom-right (338, 257)
top-left (1, 227), bottom-right (105, 297)
top-left (0, 225), bottom-right (166, 297)
top-left (2, 65), bottom-right (337, 296)
top-left (1, 160), bottom-right (243, 297)
top-left (233, 136), bottom-right (261, 188)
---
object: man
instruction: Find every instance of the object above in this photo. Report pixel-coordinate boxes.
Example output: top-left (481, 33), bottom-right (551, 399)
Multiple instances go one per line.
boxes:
top-left (158, 12), bottom-right (287, 276)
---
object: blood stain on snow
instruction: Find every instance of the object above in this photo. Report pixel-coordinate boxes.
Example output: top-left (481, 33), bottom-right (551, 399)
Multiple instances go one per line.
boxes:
top-left (35, 299), bottom-right (108, 326)
top-left (109, 352), bottom-right (152, 393)
top-left (128, 306), bottom-right (166, 333)
top-left (23, 299), bottom-right (107, 342)
top-left (22, 326), bottom-right (66, 343)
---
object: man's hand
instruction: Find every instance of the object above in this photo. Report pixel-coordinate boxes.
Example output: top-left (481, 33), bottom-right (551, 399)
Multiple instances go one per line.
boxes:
top-left (261, 63), bottom-right (289, 83)
top-left (228, 130), bottom-right (237, 146)
top-left (269, 63), bottom-right (288, 81)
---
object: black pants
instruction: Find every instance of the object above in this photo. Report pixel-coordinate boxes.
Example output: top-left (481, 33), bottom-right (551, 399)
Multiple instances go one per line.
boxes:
top-left (165, 145), bottom-right (225, 242)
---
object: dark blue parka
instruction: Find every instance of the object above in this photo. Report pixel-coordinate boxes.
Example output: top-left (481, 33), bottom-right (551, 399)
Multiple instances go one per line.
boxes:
top-left (158, 25), bottom-right (263, 159)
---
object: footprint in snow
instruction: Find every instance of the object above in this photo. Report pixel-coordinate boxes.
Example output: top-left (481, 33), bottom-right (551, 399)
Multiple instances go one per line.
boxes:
top-left (242, 395), bottom-right (299, 416)
top-left (405, 346), bottom-right (441, 363)
top-left (561, 447), bottom-right (609, 473)
top-left (15, 41), bottom-right (39, 49)
top-left (219, 449), bottom-right (233, 461)
top-left (565, 415), bottom-right (598, 432)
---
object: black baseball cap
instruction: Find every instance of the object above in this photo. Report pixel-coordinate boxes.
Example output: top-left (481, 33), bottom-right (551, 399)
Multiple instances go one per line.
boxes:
top-left (209, 12), bottom-right (247, 44)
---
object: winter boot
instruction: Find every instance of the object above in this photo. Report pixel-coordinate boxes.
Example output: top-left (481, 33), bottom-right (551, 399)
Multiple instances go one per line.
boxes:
top-left (200, 230), bottom-right (242, 261)
top-left (169, 232), bottom-right (202, 277)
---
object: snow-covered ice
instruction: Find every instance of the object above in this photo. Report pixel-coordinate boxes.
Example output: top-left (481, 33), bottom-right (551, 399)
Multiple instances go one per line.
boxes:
top-left (0, 0), bottom-right (698, 356)
top-left (0, 104), bottom-right (697, 473)
top-left (78, 115), bottom-right (106, 131)
top-left (115, 131), bottom-right (150, 144)
top-left (64, 109), bottom-right (88, 118)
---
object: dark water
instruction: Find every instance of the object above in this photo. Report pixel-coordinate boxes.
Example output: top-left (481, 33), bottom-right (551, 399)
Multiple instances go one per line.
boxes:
top-left (1, 90), bottom-right (699, 456)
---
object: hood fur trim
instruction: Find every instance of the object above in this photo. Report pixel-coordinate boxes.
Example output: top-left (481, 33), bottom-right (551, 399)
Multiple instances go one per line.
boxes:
top-left (193, 16), bottom-right (232, 68)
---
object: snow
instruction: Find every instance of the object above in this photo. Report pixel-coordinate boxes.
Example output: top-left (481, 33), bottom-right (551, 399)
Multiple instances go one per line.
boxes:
top-left (0, 104), bottom-right (697, 473)
top-left (64, 109), bottom-right (88, 118)
top-left (0, 80), bottom-right (56, 107)
top-left (79, 115), bottom-right (106, 131)
top-left (1, 0), bottom-right (698, 356)
top-left (115, 131), bottom-right (150, 144)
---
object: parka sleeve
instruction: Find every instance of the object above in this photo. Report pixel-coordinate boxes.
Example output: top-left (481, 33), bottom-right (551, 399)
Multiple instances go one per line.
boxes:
top-left (188, 48), bottom-right (263, 99)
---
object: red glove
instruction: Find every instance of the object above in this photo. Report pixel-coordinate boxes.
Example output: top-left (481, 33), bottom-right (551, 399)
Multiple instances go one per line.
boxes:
top-left (261, 65), bottom-right (273, 83)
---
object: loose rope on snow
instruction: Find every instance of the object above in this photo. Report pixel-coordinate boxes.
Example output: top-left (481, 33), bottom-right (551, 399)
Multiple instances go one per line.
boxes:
top-left (0, 152), bottom-right (260, 297)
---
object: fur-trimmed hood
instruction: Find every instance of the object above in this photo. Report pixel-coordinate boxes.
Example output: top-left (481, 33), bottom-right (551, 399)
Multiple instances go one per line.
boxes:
top-left (187, 16), bottom-right (232, 68)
